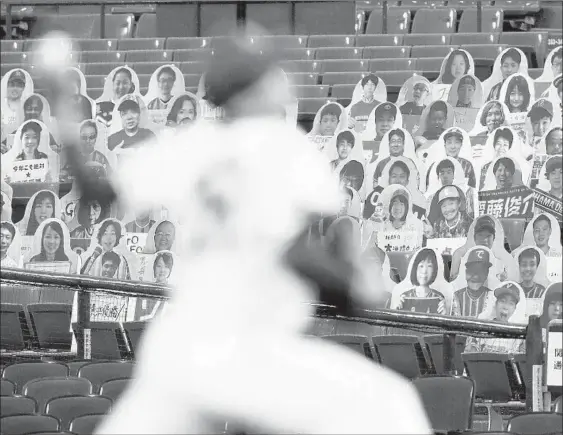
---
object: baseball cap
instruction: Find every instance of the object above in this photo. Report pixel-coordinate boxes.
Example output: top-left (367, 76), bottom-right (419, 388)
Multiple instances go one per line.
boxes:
top-left (466, 248), bottom-right (492, 267)
top-left (494, 282), bottom-right (520, 303)
top-left (118, 99), bottom-right (140, 113)
top-left (474, 216), bottom-right (496, 235)
top-left (545, 156), bottom-right (562, 174)
top-left (413, 79), bottom-right (429, 92)
top-left (458, 75), bottom-right (476, 88)
top-left (443, 128), bottom-right (464, 142)
top-left (374, 102), bottom-right (397, 119)
top-left (8, 70), bottom-right (26, 85)
top-left (437, 185), bottom-right (460, 203)
top-left (527, 99), bottom-right (553, 119)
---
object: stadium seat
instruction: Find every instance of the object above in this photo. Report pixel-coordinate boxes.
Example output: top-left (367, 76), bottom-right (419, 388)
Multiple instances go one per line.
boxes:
top-left (423, 335), bottom-right (468, 375)
top-left (72, 322), bottom-right (129, 360)
top-left (0, 414), bottom-right (60, 435)
top-left (81, 51), bottom-right (124, 64)
top-left (122, 321), bottom-right (147, 356)
top-left (458, 8), bottom-right (503, 33)
top-left (507, 412), bottom-right (563, 435)
top-left (499, 31), bottom-right (548, 65)
top-left (246, 3), bottom-right (292, 35)
top-left (331, 84), bottom-right (356, 100)
top-left (1, 379), bottom-right (15, 396)
top-left (294, 2), bottom-right (356, 35)
top-left (92, 14), bottom-right (135, 39)
top-left (65, 361), bottom-right (92, 377)
top-left (256, 35), bottom-right (309, 50)
top-left (411, 45), bottom-right (457, 59)
top-left (0, 304), bottom-right (29, 351)
top-left (99, 378), bottom-right (130, 402)
top-left (322, 60), bottom-right (369, 73)
top-left (291, 85), bottom-right (330, 99)
top-left (286, 73), bottom-right (318, 86)
top-left (463, 44), bottom-right (507, 61)
top-left (385, 252), bottom-right (414, 281)
top-left (85, 74), bottom-right (106, 90)
top-left (355, 34), bottom-right (404, 47)
top-left (125, 50), bottom-right (172, 63)
top-left (278, 60), bottom-right (321, 74)
top-left (75, 39), bottom-right (118, 52)
top-left (322, 72), bottom-right (366, 86)
top-left (494, 0), bottom-right (540, 13)
top-left (450, 33), bottom-right (500, 46)
top-left (177, 61), bottom-right (207, 75)
top-left (372, 335), bottom-right (430, 379)
top-left (320, 335), bottom-right (375, 359)
top-left (362, 46), bottom-right (411, 59)
top-left (89, 88), bottom-right (104, 100)
top-left (53, 14), bottom-right (98, 39)
top-left (401, 0), bottom-right (446, 7)
top-left (315, 47), bottom-right (362, 60)
top-left (69, 414), bottom-right (104, 435)
top-left (166, 37), bottom-right (211, 50)
top-left (22, 377), bottom-right (92, 413)
top-left (118, 38), bottom-right (165, 51)
top-left (412, 376), bottom-right (475, 432)
top-left (277, 48), bottom-right (316, 61)
top-left (307, 35), bottom-right (355, 48)
top-left (447, 0), bottom-right (491, 7)
top-left (45, 395), bottom-right (112, 430)
top-left (27, 303), bottom-right (72, 351)
top-left (527, 68), bottom-right (542, 79)
top-left (136, 74), bottom-right (152, 89)
top-left (462, 353), bottom-right (521, 402)
top-left (500, 219), bottom-right (526, 252)
top-left (84, 62), bottom-right (124, 76)
top-left (410, 8), bottom-right (456, 34)
top-left (370, 58), bottom-right (416, 72)
top-left (0, 52), bottom-right (28, 65)
top-left (0, 396), bottom-right (38, 417)
top-left (366, 7), bottom-right (412, 34)
top-left (77, 361), bottom-right (134, 394)
top-left (298, 98), bottom-right (333, 115)
top-left (2, 362), bottom-right (68, 395)
top-left (415, 57), bottom-right (446, 73)
top-left (0, 40), bottom-right (24, 52)
top-left (403, 33), bottom-right (451, 46)
top-left (173, 49), bottom-right (213, 62)
top-left (127, 61), bottom-right (170, 75)
top-left (135, 13), bottom-right (157, 38)
top-left (183, 74), bottom-right (201, 88)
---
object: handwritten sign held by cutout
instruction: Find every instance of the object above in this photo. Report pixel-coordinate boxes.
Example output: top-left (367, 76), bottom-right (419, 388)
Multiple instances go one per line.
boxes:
top-left (376, 231), bottom-right (421, 253)
top-left (24, 261), bottom-right (71, 274)
top-left (10, 159), bottom-right (49, 183)
top-left (426, 238), bottom-right (466, 257)
top-left (478, 186), bottom-right (535, 219)
top-left (126, 233), bottom-right (148, 255)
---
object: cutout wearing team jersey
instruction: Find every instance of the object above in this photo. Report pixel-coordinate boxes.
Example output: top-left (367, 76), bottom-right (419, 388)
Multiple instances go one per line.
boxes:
top-left (362, 102), bottom-right (403, 143)
top-left (390, 247), bottom-right (452, 314)
top-left (1, 220), bottom-right (22, 268)
top-left (1, 68), bottom-right (34, 134)
top-left (523, 213), bottom-right (562, 259)
top-left (396, 75), bottom-right (432, 135)
top-left (426, 185), bottom-right (473, 240)
top-left (482, 47), bottom-right (529, 103)
top-left (512, 245), bottom-right (550, 316)
top-left (96, 65), bottom-right (141, 127)
top-left (450, 214), bottom-right (517, 283)
top-left (23, 217), bottom-right (80, 274)
top-left (481, 155), bottom-right (527, 192)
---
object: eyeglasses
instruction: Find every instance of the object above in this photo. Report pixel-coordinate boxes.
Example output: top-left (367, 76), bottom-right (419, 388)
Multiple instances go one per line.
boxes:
top-left (80, 135), bottom-right (96, 141)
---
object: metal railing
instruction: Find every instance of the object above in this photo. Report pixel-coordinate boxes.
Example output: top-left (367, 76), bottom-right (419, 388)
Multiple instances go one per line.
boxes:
top-left (3, 0), bottom-right (485, 39)
top-left (1, 266), bottom-right (542, 412)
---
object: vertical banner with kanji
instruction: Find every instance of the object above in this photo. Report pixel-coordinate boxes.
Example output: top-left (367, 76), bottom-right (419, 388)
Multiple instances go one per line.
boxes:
top-left (478, 186), bottom-right (535, 219)
top-left (533, 189), bottom-right (563, 222)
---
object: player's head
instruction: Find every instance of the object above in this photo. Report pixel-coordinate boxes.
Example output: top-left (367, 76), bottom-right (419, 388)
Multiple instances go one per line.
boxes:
top-left (361, 74), bottom-right (378, 99)
top-left (493, 157), bottom-right (515, 189)
top-left (157, 66), bottom-right (176, 97)
top-left (319, 103), bottom-right (342, 136)
top-left (494, 283), bottom-right (520, 322)
top-left (465, 248), bottom-right (492, 291)
top-left (0, 221), bottom-right (16, 257)
top-left (532, 214), bottom-right (552, 248)
top-left (473, 216), bottom-right (496, 249)
top-left (545, 156), bottom-right (563, 191)
top-left (101, 251), bottom-right (121, 278)
top-left (518, 247), bottom-right (540, 284)
top-left (436, 159), bottom-right (455, 186)
top-left (546, 127), bottom-right (562, 156)
top-left (443, 128), bottom-right (464, 158)
top-left (374, 103), bottom-right (397, 138)
top-left (500, 48), bottom-right (522, 79)
top-left (388, 128), bottom-right (405, 157)
top-left (336, 130), bottom-right (355, 160)
top-left (389, 160), bottom-right (410, 187)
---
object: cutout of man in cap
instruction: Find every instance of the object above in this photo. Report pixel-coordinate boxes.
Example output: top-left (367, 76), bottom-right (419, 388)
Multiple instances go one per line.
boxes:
top-left (451, 247), bottom-right (493, 317)
top-left (349, 74), bottom-right (381, 133)
top-left (443, 128), bottom-right (477, 188)
top-left (108, 99), bottom-right (156, 151)
top-left (373, 103), bottom-right (397, 142)
top-left (400, 79), bottom-right (429, 116)
top-left (465, 282), bottom-right (525, 353)
top-left (427, 185), bottom-right (473, 239)
top-left (528, 99), bottom-right (554, 149)
top-left (517, 247), bottom-right (546, 299)
top-left (456, 76), bottom-right (477, 108)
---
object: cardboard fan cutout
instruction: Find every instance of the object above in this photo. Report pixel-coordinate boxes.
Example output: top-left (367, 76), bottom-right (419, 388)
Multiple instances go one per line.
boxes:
top-left (1, 68), bottom-right (34, 134)
top-left (142, 218), bottom-right (181, 255)
top-left (450, 245), bottom-right (500, 318)
top-left (525, 98), bottom-right (561, 152)
top-left (347, 74), bottom-right (388, 134)
top-left (19, 93), bottom-right (57, 152)
top-left (397, 75), bottom-right (433, 116)
top-left (360, 242), bottom-right (396, 305)
top-left (539, 282), bottom-right (563, 331)
top-left (3, 120), bottom-right (59, 184)
top-left (432, 49), bottom-right (476, 101)
top-left (499, 72), bottom-right (535, 115)
top-left (141, 249), bottom-right (178, 285)
top-left (531, 126), bottom-right (563, 181)
top-left (17, 189), bottom-right (62, 237)
top-left (448, 74), bottom-right (483, 133)
top-left (540, 74), bottom-right (563, 126)
top-left (425, 156), bottom-right (476, 219)
top-left (534, 155), bottom-right (562, 217)
top-left (144, 64), bottom-right (186, 125)
top-left (426, 184), bottom-right (473, 240)
top-left (450, 214), bottom-right (517, 282)
top-left (1, 220), bottom-right (22, 268)
top-left (482, 47), bottom-right (529, 102)
top-left (1, 181), bottom-right (13, 222)
top-left (362, 102), bottom-right (403, 143)
top-left (80, 217), bottom-right (139, 280)
top-left (535, 46), bottom-right (562, 96)
top-left (164, 92), bottom-right (200, 128)
top-left (469, 99), bottom-right (510, 137)
top-left (413, 100), bottom-right (456, 162)
top-left (23, 217), bottom-right (80, 274)
top-left (96, 65), bottom-right (141, 127)
top-left (523, 213), bottom-right (562, 258)
top-left (308, 101), bottom-right (348, 142)
top-left (512, 245), bottom-right (550, 316)
top-left (481, 155), bottom-right (527, 192)
top-left (390, 247), bottom-right (453, 314)
top-left (326, 129), bottom-right (365, 181)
